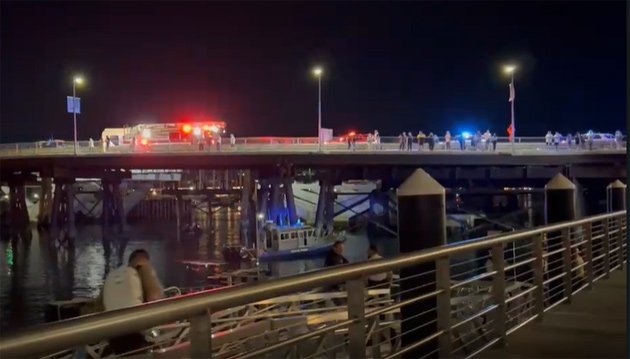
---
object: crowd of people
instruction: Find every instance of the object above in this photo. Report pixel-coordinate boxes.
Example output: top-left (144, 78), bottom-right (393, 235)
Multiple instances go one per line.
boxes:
top-left (544, 130), bottom-right (625, 151)
top-left (397, 130), bottom-right (499, 152)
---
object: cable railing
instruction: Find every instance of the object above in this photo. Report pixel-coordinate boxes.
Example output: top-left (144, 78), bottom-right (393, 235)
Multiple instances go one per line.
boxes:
top-left (0, 211), bottom-right (626, 358)
top-left (0, 136), bottom-right (625, 158)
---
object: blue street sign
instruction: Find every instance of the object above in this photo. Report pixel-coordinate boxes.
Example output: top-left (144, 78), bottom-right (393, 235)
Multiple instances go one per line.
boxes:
top-left (67, 96), bottom-right (81, 114)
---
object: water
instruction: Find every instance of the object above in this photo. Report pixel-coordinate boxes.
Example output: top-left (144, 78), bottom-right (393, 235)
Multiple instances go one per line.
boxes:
top-left (0, 208), bottom-right (392, 332)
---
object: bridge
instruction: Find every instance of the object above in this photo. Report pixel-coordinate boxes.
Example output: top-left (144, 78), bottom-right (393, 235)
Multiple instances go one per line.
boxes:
top-left (0, 209), bottom-right (626, 358)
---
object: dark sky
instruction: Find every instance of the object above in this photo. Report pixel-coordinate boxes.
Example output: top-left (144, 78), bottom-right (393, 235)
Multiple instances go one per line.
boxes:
top-left (1, 1), bottom-right (626, 142)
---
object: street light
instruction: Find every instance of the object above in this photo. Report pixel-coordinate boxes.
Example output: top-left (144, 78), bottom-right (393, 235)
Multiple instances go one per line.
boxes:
top-left (72, 75), bottom-right (84, 155)
top-left (503, 65), bottom-right (516, 154)
top-left (312, 66), bottom-right (323, 151)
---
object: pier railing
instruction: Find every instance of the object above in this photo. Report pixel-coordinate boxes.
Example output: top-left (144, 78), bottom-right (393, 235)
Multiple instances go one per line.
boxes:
top-left (0, 211), bottom-right (626, 358)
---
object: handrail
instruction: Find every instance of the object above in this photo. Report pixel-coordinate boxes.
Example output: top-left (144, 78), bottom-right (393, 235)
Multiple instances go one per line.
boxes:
top-left (0, 210), bottom-right (625, 357)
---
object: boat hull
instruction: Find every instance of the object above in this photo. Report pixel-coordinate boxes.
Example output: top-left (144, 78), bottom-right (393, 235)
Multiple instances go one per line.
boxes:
top-left (259, 243), bottom-right (333, 262)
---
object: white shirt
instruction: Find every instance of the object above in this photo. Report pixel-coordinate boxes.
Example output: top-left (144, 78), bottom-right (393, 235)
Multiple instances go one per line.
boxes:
top-left (368, 253), bottom-right (388, 282)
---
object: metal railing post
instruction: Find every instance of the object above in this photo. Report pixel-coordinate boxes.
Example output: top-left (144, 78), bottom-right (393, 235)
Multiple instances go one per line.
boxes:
top-left (584, 222), bottom-right (594, 289)
top-left (435, 257), bottom-right (452, 357)
top-left (491, 244), bottom-right (507, 346)
top-left (616, 216), bottom-right (624, 271)
top-left (561, 228), bottom-right (573, 303)
top-left (603, 219), bottom-right (611, 277)
top-left (189, 310), bottom-right (212, 358)
top-left (346, 278), bottom-right (366, 359)
top-left (532, 234), bottom-right (545, 320)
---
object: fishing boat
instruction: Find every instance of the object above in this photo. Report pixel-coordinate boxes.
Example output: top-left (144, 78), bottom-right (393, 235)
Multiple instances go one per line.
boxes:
top-left (258, 222), bottom-right (344, 262)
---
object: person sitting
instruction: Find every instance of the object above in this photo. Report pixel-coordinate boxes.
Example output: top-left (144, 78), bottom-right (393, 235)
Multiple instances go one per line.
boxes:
top-left (102, 249), bottom-right (164, 356)
top-left (325, 241), bottom-right (349, 267)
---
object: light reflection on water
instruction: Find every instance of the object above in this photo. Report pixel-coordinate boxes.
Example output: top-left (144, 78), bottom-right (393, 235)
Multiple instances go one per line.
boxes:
top-left (0, 208), bottom-right (386, 332)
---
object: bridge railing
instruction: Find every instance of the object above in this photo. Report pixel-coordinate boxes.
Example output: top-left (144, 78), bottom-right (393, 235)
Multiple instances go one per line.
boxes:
top-left (0, 136), bottom-right (625, 157)
top-left (0, 211), bottom-right (626, 358)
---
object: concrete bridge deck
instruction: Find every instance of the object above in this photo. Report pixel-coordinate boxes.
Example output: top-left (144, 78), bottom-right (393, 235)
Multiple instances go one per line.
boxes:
top-left (481, 269), bottom-right (627, 359)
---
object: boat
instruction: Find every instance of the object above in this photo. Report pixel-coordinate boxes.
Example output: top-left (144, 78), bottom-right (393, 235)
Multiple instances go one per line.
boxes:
top-left (258, 222), bottom-right (344, 262)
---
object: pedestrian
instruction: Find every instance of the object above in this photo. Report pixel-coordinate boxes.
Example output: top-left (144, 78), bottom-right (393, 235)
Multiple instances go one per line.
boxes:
top-left (425, 132), bottom-right (432, 151)
top-left (615, 130), bottom-right (623, 149)
top-left (491, 133), bottom-right (498, 151)
top-left (130, 136), bottom-right (136, 151)
top-left (587, 132), bottom-right (594, 150)
top-left (553, 132), bottom-right (561, 150)
top-left (347, 134), bottom-right (352, 150)
top-left (367, 245), bottom-right (392, 288)
top-left (407, 132), bottom-right (413, 151)
top-left (367, 133), bottom-right (373, 150)
top-left (459, 135), bottom-right (466, 150)
top-left (102, 249), bottom-right (164, 356)
top-left (373, 130), bottom-right (381, 150)
top-left (417, 131), bottom-right (426, 150)
top-left (399, 133), bottom-right (406, 151)
top-left (444, 131), bottom-right (451, 150)
top-left (105, 136), bottom-right (111, 150)
top-left (545, 131), bottom-right (553, 147)
top-left (483, 130), bottom-right (491, 150)
top-left (575, 132), bottom-right (581, 149)
top-left (566, 133), bottom-right (573, 150)
top-left (352, 134), bottom-right (358, 151)
top-left (198, 137), bottom-right (204, 151)
top-left (230, 134), bottom-right (236, 148)
top-left (88, 137), bottom-right (94, 150)
top-left (215, 133), bottom-right (222, 151)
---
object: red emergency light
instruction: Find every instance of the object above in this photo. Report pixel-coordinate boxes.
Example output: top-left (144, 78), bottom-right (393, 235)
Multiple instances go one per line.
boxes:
top-left (182, 124), bottom-right (193, 134)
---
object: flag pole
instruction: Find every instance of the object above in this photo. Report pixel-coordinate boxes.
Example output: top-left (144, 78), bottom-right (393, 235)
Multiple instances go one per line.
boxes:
top-left (510, 72), bottom-right (515, 155)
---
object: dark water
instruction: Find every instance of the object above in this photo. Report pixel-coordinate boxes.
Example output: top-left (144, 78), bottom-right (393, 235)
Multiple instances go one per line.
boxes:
top-left (0, 208), bottom-right (391, 332)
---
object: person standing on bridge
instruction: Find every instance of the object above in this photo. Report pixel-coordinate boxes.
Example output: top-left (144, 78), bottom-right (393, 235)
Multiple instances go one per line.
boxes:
top-left (373, 130), bottom-right (381, 150)
top-left (444, 131), bottom-right (451, 150)
top-left (615, 130), bottom-right (623, 149)
top-left (427, 132), bottom-right (435, 151)
top-left (553, 132), bottom-right (561, 151)
top-left (545, 131), bottom-right (553, 147)
top-left (215, 133), bottom-right (222, 151)
top-left (491, 133), bottom-right (498, 151)
top-left (230, 134), bottom-right (236, 148)
top-left (407, 132), bottom-right (413, 151)
top-left (399, 133), bottom-right (406, 151)
top-left (566, 133), bottom-right (573, 150)
top-left (417, 131), bottom-right (426, 150)
top-left (89, 137), bottom-right (94, 150)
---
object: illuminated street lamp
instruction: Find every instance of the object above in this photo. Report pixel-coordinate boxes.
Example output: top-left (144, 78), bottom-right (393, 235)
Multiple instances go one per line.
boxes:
top-left (503, 65), bottom-right (516, 154)
top-left (72, 75), bottom-right (84, 155)
top-left (313, 67), bottom-right (323, 152)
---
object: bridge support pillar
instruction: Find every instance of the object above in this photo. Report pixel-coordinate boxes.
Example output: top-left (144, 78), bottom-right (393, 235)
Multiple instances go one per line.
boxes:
top-left (7, 179), bottom-right (30, 240)
top-left (315, 180), bottom-right (336, 236)
top-left (50, 178), bottom-right (76, 241)
top-left (284, 178), bottom-right (298, 225)
top-left (397, 169), bottom-right (446, 358)
top-left (37, 178), bottom-right (53, 229)
top-left (544, 173), bottom-right (576, 305)
top-left (102, 179), bottom-right (125, 234)
top-left (239, 170), bottom-right (257, 248)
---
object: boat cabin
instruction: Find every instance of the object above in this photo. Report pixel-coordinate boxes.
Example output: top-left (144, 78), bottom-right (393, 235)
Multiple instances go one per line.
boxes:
top-left (263, 223), bottom-right (320, 252)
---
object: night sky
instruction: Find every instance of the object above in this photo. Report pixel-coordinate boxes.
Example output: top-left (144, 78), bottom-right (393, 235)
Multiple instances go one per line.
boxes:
top-left (1, 1), bottom-right (626, 142)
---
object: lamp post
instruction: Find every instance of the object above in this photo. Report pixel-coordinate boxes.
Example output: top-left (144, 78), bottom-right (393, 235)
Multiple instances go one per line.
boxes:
top-left (72, 76), bottom-right (84, 155)
top-left (504, 65), bottom-right (516, 154)
top-left (313, 67), bottom-right (323, 152)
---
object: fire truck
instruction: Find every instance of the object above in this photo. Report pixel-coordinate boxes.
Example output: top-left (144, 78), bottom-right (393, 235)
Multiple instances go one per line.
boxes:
top-left (101, 121), bottom-right (227, 146)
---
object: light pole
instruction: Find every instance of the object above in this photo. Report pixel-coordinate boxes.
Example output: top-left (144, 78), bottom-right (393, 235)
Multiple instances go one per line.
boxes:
top-left (504, 65), bottom-right (516, 154)
top-left (72, 76), bottom-right (84, 155)
top-left (313, 67), bottom-right (323, 151)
